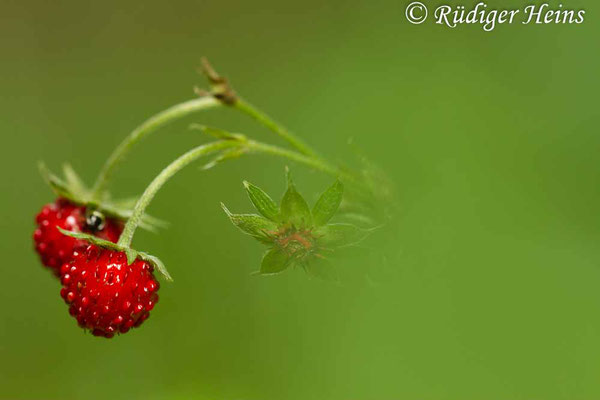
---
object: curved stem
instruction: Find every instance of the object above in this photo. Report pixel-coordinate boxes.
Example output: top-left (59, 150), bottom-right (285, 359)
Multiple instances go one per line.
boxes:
top-left (234, 98), bottom-right (319, 159)
top-left (91, 96), bottom-right (221, 200)
top-left (117, 140), bottom-right (238, 248)
top-left (244, 140), bottom-right (360, 185)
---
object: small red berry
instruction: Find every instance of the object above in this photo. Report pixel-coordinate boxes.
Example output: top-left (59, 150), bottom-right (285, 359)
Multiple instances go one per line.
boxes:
top-left (33, 198), bottom-right (123, 276)
top-left (60, 245), bottom-right (159, 338)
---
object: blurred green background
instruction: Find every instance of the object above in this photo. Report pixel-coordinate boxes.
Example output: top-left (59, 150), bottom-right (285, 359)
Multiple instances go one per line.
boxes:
top-left (1, 0), bottom-right (599, 399)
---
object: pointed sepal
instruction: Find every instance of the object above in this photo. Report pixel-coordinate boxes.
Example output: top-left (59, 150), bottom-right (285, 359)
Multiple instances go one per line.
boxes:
top-left (201, 147), bottom-right (247, 171)
top-left (125, 248), bottom-right (138, 265)
top-left (190, 124), bottom-right (247, 142)
top-left (137, 251), bottom-right (173, 282)
top-left (312, 179), bottom-right (343, 226)
top-left (314, 223), bottom-right (371, 248)
top-left (62, 163), bottom-right (87, 197)
top-left (280, 170), bottom-right (312, 228)
top-left (221, 203), bottom-right (277, 243)
top-left (243, 181), bottom-right (279, 222)
top-left (38, 162), bottom-right (76, 201)
top-left (260, 247), bottom-right (291, 275)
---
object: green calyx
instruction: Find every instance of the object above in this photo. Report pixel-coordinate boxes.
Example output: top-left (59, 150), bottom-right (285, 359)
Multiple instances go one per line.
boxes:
top-left (39, 162), bottom-right (166, 232)
top-left (222, 168), bottom-right (372, 280)
top-left (57, 228), bottom-right (172, 281)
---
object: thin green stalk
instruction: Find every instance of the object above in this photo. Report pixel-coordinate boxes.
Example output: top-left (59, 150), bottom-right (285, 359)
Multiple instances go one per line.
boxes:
top-left (117, 140), bottom-right (238, 247)
top-left (92, 96), bottom-right (221, 200)
top-left (244, 140), bottom-right (359, 184)
top-left (234, 98), bottom-right (319, 159)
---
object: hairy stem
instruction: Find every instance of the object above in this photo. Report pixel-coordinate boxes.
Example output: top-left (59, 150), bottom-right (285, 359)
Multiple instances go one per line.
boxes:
top-left (92, 96), bottom-right (221, 200)
top-left (244, 140), bottom-right (360, 185)
top-left (117, 140), bottom-right (238, 248)
top-left (234, 99), bottom-right (319, 158)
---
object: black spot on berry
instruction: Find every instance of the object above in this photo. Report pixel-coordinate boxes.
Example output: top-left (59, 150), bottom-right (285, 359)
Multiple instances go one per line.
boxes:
top-left (86, 210), bottom-right (106, 232)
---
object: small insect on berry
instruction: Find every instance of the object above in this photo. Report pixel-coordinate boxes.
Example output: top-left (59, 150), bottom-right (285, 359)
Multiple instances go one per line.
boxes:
top-left (85, 210), bottom-right (106, 231)
top-left (59, 245), bottom-right (159, 338)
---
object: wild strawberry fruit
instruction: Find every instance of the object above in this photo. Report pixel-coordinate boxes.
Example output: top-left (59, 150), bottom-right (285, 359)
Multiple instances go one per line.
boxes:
top-left (33, 198), bottom-right (123, 275)
top-left (60, 245), bottom-right (159, 338)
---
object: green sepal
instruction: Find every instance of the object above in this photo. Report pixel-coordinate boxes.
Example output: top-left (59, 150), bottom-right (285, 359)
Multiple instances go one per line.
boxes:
top-left (221, 203), bottom-right (277, 243)
top-left (243, 181), bottom-right (279, 222)
top-left (125, 248), bottom-right (138, 265)
top-left (38, 162), bottom-right (78, 202)
top-left (62, 163), bottom-right (87, 196)
top-left (260, 247), bottom-right (291, 275)
top-left (57, 227), bottom-right (173, 281)
top-left (202, 147), bottom-right (247, 171)
top-left (314, 223), bottom-right (371, 248)
top-left (190, 124), bottom-right (247, 142)
top-left (312, 179), bottom-right (343, 226)
top-left (105, 196), bottom-right (139, 209)
top-left (137, 251), bottom-right (173, 282)
top-left (280, 170), bottom-right (312, 228)
top-left (57, 226), bottom-right (118, 249)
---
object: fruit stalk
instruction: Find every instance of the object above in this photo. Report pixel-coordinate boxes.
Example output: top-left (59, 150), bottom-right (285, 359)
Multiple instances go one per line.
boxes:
top-left (116, 140), bottom-right (238, 247)
top-left (234, 98), bottom-right (319, 159)
top-left (91, 96), bottom-right (221, 200)
top-left (243, 140), bottom-right (361, 186)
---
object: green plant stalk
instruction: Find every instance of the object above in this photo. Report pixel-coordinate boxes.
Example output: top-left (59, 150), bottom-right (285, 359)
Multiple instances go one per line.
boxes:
top-left (117, 140), bottom-right (238, 247)
top-left (91, 96), bottom-right (221, 200)
top-left (244, 140), bottom-right (360, 185)
top-left (91, 93), bottom-right (321, 203)
top-left (234, 98), bottom-right (319, 159)
top-left (117, 139), bottom-right (362, 248)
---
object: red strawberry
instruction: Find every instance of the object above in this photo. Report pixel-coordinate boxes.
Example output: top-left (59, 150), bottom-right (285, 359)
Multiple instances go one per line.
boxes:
top-left (33, 198), bottom-right (123, 276)
top-left (60, 245), bottom-right (159, 338)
